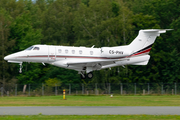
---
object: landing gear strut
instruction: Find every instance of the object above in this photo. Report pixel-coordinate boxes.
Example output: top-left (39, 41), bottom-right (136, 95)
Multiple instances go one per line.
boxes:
top-left (80, 73), bottom-right (86, 79)
top-left (19, 63), bottom-right (23, 73)
top-left (79, 71), bottom-right (86, 79)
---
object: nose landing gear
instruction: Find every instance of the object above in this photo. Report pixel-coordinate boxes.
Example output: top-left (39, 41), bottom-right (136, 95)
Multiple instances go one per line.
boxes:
top-left (19, 63), bottom-right (23, 73)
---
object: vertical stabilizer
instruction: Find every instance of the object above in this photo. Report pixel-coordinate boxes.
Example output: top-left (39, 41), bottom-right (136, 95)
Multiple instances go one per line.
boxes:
top-left (128, 29), bottom-right (170, 56)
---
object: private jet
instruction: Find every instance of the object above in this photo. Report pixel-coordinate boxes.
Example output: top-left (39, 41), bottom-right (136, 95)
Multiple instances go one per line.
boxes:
top-left (4, 29), bottom-right (171, 79)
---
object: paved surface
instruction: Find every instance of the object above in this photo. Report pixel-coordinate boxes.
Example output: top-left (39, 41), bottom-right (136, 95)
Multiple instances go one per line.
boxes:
top-left (0, 106), bottom-right (180, 115)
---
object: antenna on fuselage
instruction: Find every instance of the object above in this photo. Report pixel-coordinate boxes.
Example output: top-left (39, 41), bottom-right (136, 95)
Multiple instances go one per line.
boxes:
top-left (91, 45), bottom-right (95, 48)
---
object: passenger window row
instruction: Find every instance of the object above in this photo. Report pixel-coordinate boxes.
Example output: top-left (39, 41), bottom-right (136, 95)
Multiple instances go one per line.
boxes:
top-left (58, 49), bottom-right (93, 55)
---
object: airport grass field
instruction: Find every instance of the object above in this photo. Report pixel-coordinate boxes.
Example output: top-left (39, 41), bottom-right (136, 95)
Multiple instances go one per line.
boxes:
top-left (1, 95), bottom-right (180, 120)
top-left (0, 95), bottom-right (180, 106)
top-left (0, 115), bottom-right (180, 120)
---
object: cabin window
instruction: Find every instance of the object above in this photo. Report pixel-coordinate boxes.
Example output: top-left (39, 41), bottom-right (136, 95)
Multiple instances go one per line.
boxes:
top-left (90, 51), bottom-right (93, 55)
top-left (65, 49), bottom-right (68, 54)
top-left (79, 50), bottom-right (82, 54)
top-left (33, 47), bottom-right (40, 50)
top-left (72, 50), bottom-right (75, 54)
top-left (58, 49), bottom-right (62, 53)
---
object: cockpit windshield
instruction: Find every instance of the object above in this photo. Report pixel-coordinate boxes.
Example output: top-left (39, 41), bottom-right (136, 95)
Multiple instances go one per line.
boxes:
top-left (25, 46), bottom-right (34, 50)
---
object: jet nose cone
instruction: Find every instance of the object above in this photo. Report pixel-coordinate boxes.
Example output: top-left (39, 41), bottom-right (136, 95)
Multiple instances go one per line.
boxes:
top-left (4, 55), bottom-right (13, 61)
top-left (4, 55), bottom-right (10, 60)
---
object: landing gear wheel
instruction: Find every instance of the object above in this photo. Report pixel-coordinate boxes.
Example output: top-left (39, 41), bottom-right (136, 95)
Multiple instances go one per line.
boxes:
top-left (87, 72), bottom-right (93, 79)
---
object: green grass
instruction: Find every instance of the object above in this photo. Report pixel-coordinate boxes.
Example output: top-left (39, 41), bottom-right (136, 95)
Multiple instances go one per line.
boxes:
top-left (0, 95), bottom-right (180, 106)
top-left (0, 115), bottom-right (180, 120)
top-left (1, 96), bottom-right (180, 119)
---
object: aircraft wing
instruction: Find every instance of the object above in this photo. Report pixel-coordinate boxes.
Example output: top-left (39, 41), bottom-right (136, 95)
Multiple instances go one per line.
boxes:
top-left (63, 55), bottom-right (149, 72)
top-left (66, 58), bottom-right (127, 66)
top-left (67, 59), bottom-right (114, 65)
top-left (63, 58), bottom-right (129, 72)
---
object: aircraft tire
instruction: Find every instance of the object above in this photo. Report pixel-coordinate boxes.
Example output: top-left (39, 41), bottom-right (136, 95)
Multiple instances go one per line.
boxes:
top-left (87, 72), bottom-right (93, 79)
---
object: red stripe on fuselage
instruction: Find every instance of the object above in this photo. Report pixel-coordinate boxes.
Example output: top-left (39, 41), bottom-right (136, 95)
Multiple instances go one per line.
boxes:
top-left (131, 48), bottom-right (151, 57)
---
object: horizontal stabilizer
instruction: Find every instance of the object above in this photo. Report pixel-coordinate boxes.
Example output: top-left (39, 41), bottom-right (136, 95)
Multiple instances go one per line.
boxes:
top-left (131, 60), bottom-right (149, 65)
top-left (143, 29), bottom-right (173, 34)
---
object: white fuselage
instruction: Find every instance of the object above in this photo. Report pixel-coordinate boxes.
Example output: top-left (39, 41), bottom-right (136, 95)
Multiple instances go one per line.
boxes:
top-left (5, 29), bottom-right (170, 75)
top-left (4, 44), bottom-right (149, 73)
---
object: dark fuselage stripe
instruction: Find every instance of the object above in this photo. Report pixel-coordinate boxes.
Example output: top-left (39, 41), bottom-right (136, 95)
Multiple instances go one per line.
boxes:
top-left (130, 44), bottom-right (153, 56)
top-left (132, 44), bottom-right (153, 55)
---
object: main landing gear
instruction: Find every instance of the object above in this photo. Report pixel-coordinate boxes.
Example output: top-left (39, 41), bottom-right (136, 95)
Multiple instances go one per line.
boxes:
top-left (80, 72), bottom-right (93, 79)
top-left (87, 72), bottom-right (93, 79)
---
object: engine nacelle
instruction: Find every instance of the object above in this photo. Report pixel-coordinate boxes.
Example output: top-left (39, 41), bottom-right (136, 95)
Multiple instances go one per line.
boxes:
top-left (101, 47), bottom-right (132, 58)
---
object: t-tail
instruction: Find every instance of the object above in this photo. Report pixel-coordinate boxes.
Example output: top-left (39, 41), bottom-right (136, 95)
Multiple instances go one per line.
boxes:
top-left (126, 29), bottom-right (172, 65)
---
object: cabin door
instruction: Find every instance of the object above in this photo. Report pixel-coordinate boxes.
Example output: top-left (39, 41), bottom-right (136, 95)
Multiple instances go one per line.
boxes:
top-left (48, 46), bottom-right (56, 61)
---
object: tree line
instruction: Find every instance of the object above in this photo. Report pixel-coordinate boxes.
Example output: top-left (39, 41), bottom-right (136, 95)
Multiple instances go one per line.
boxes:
top-left (0, 0), bottom-right (180, 86)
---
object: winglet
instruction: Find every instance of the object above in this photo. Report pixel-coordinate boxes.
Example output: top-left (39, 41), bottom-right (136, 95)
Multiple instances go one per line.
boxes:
top-left (143, 29), bottom-right (173, 34)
